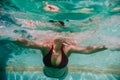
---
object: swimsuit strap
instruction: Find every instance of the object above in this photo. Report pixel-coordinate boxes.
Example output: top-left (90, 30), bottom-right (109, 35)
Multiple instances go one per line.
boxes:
top-left (43, 45), bottom-right (53, 67)
top-left (49, 45), bottom-right (53, 53)
top-left (44, 45), bottom-right (53, 58)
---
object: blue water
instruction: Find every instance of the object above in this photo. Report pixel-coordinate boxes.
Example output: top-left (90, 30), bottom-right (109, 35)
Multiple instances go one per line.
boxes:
top-left (0, 0), bottom-right (120, 80)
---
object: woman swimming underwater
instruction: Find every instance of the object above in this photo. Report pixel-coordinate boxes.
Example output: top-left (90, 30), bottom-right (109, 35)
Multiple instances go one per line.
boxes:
top-left (11, 37), bottom-right (107, 79)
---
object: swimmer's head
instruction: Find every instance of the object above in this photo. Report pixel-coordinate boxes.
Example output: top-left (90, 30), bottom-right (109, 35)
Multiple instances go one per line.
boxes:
top-left (54, 37), bottom-right (76, 45)
top-left (54, 38), bottom-right (64, 45)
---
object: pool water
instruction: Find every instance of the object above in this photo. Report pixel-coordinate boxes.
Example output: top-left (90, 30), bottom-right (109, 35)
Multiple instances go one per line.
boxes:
top-left (0, 0), bottom-right (120, 80)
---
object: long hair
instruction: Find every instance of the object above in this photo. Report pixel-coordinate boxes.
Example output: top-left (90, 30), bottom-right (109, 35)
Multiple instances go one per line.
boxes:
top-left (54, 37), bottom-right (76, 45)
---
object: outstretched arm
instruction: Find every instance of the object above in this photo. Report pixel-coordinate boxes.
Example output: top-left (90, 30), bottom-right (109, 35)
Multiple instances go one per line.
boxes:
top-left (69, 45), bottom-right (107, 54)
top-left (12, 38), bottom-right (46, 49)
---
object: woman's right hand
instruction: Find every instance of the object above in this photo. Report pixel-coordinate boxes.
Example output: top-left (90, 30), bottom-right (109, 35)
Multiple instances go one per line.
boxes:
top-left (63, 39), bottom-right (76, 46)
top-left (13, 38), bottom-right (30, 47)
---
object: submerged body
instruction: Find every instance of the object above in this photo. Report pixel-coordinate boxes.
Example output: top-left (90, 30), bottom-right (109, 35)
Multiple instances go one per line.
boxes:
top-left (43, 44), bottom-right (68, 79)
top-left (43, 45), bottom-right (68, 68)
top-left (13, 37), bottom-right (107, 79)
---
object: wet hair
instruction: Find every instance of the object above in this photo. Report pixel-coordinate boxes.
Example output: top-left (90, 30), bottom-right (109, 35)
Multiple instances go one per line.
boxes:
top-left (54, 38), bottom-right (64, 44)
top-left (55, 38), bottom-right (77, 46)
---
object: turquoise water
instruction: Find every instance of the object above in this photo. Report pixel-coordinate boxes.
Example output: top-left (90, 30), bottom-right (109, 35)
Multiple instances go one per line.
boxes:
top-left (0, 0), bottom-right (120, 80)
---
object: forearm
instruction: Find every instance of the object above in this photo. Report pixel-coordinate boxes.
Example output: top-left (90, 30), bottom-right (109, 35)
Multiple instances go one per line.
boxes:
top-left (70, 45), bottom-right (107, 54)
top-left (83, 45), bottom-right (107, 54)
top-left (12, 38), bottom-right (46, 49)
top-left (12, 38), bottom-right (31, 47)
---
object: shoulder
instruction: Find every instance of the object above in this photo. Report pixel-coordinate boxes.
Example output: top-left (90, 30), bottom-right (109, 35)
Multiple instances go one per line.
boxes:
top-left (40, 45), bottom-right (53, 56)
top-left (62, 43), bottom-right (75, 56)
